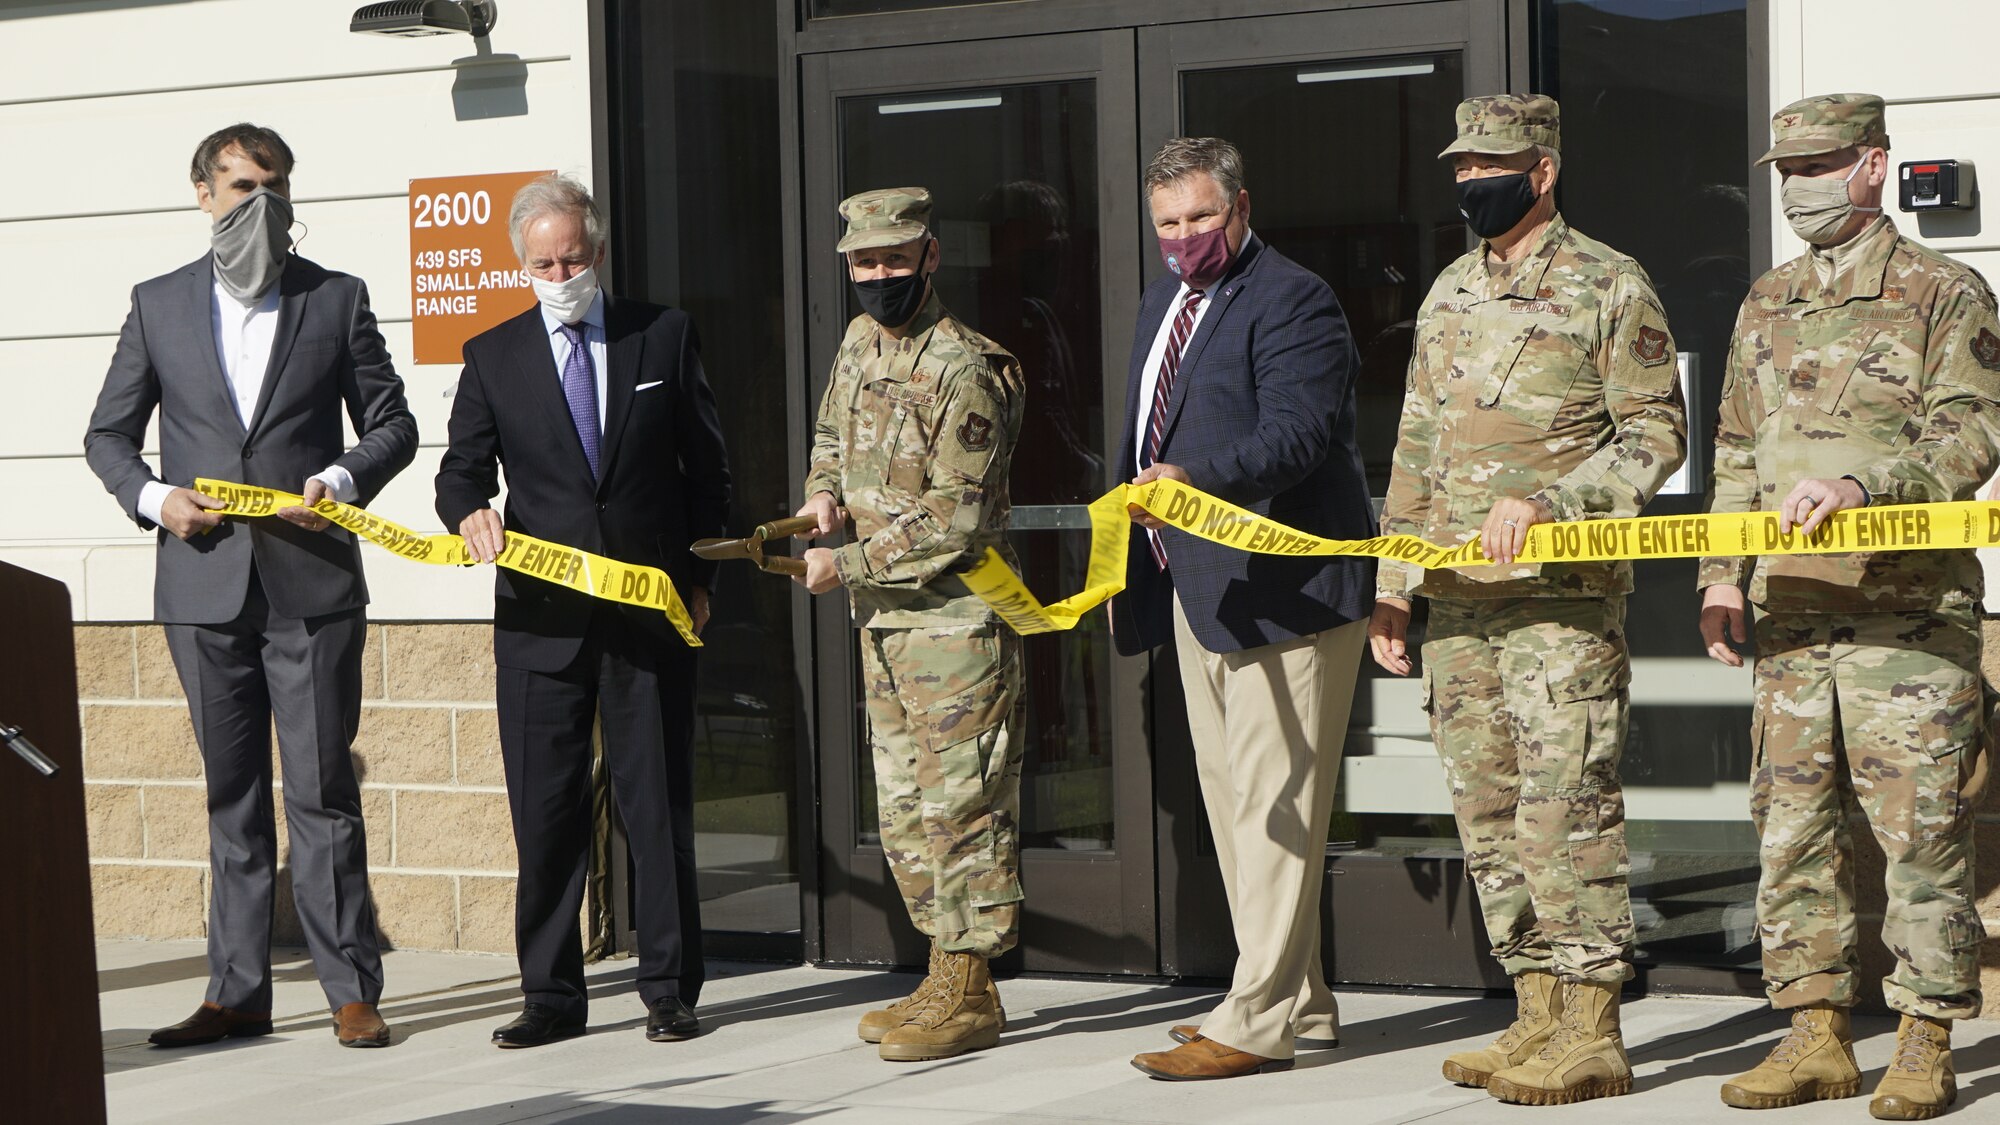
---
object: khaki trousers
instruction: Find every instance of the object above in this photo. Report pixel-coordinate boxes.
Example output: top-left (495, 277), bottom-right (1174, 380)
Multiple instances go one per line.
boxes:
top-left (1173, 596), bottom-right (1367, 1061)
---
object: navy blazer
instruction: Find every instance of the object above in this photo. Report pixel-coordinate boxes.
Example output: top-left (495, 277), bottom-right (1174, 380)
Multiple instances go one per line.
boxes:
top-left (1111, 234), bottom-right (1376, 656)
top-left (85, 254), bottom-right (418, 624)
top-left (435, 297), bottom-right (732, 673)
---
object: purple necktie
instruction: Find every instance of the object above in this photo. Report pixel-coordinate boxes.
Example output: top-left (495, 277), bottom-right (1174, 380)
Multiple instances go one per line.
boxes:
top-left (559, 322), bottom-right (600, 480)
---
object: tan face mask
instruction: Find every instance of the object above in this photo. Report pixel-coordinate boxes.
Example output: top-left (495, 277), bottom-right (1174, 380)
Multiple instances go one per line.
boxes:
top-left (1780, 151), bottom-right (1881, 246)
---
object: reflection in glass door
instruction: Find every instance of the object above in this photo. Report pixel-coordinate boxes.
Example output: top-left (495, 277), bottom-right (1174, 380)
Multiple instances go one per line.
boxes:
top-left (839, 80), bottom-right (1116, 857)
top-left (1182, 54), bottom-right (1467, 495)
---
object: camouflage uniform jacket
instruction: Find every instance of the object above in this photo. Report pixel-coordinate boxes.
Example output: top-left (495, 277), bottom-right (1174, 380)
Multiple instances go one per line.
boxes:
top-left (1381, 214), bottom-right (1688, 600)
top-left (1697, 216), bottom-right (2000, 613)
top-left (805, 291), bottom-right (1026, 629)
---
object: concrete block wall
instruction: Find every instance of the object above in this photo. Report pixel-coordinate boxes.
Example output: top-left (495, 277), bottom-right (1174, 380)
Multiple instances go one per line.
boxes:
top-left (78, 622), bottom-right (517, 954)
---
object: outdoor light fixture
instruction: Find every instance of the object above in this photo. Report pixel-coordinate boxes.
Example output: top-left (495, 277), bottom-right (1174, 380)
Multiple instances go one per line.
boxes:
top-left (350, 0), bottom-right (497, 38)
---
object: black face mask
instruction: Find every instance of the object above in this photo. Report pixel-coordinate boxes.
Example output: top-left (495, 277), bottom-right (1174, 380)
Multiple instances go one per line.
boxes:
top-left (853, 257), bottom-right (932, 329)
top-left (1456, 171), bottom-right (1540, 240)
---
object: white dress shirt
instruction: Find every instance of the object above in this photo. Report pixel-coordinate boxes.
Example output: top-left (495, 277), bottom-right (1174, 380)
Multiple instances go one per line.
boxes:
top-left (136, 275), bottom-right (355, 524)
top-left (1133, 279), bottom-right (1217, 476)
top-left (542, 289), bottom-right (609, 432)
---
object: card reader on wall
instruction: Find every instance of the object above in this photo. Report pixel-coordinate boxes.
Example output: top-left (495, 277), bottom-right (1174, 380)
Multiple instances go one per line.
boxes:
top-left (1900, 160), bottom-right (1976, 211)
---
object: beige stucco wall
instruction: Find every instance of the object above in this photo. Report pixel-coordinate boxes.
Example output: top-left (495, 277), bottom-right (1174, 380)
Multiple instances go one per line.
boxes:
top-left (77, 623), bottom-right (517, 955)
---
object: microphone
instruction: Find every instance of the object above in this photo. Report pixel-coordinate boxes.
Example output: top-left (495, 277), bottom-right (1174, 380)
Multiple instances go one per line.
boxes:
top-left (1, 722), bottom-right (59, 778)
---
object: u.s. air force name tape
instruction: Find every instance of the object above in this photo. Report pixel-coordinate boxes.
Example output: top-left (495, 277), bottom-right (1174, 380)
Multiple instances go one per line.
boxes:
top-left (195, 479), bottom-right (702, 647)
top-left (963, 477), bottom-right (2000, 636)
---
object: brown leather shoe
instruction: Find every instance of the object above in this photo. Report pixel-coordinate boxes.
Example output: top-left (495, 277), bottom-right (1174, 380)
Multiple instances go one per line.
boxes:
top-left (1170, 1024), bottom-right (1339, 1050)
top-left (149, 1002), bottom-right (274, 1047)
top-left (1132, 1037), bottom-right (1294, 1081)
top-left (334, 1002), bottom-right (391, 1048)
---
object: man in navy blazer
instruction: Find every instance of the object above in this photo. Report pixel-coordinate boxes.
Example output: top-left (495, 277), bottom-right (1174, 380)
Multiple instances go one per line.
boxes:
top-left (436, 175), bottom-right (731, 1049)
top-left (1118, 138), bottom-right (1375, 1082)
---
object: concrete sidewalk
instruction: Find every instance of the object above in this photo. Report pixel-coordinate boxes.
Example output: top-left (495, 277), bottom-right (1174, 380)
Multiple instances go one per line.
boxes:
top-left (98, 939), bottom-right (2000, 1123)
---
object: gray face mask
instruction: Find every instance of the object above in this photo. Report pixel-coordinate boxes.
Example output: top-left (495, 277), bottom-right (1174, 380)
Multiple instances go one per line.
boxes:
top-left (1780, 151), bottom-right (1881, 246)
top-left (211, 186), bottom-right (294, 303)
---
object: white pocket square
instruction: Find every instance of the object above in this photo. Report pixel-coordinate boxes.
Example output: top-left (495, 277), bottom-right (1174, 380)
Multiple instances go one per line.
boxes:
top-left (635, 380), bottom-right (665, 392)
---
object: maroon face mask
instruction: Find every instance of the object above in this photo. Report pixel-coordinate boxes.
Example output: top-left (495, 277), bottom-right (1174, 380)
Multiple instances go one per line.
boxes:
top-left (1157, 206), bottom-right (1236, 289)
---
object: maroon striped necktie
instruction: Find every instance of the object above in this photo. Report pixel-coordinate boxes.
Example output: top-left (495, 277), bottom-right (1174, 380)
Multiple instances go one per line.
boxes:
top-left (1143, 288), bottom-right (1205, 569)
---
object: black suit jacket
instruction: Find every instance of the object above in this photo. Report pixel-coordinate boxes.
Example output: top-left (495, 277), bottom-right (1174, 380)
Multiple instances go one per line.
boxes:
top-left (1111, 235), bottom-right (1376, 656)
top-left (85, 254), bottom-right (418, 624)
top-left (435, 297), bottom-right (732, 672)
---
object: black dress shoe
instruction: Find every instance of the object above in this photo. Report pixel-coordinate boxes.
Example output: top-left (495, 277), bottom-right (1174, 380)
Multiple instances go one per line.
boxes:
top-left (492, 1004), bottom-right (586, 1049)
top-left (646, 997), bottom-right (699, 1042)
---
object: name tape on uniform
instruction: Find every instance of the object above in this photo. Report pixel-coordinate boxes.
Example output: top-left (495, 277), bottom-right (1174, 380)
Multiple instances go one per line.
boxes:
top-left (964, 478), bottom-right (2000, 635)
top-left (195, 479), bottom-right (702, 647)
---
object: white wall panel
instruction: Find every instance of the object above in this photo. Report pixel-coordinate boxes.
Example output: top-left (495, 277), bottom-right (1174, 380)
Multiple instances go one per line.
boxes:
top-left (0, 61), bottom-right (589, 219)
top-left (2, 0), bottom-right (591, 621)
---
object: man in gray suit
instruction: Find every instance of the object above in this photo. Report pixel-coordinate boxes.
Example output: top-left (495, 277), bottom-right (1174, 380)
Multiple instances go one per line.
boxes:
top-left (85, 123), bottom-right (418, 1049)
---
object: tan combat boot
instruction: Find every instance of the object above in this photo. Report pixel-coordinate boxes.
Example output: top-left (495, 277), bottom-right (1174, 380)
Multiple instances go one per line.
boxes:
top-left (1442, 970), bottom-right (1564, 1087)
top-left (856, 943), bottom-right (944, 1043)
top-left (877, 950), bottom-right (1004, 1062)
top-left (1718, 1004), bottom-right (1861, 1109)
top-left (1486, 979), bottom-right (1632, 1105)
top-left (1869, 1015), bottom-right (1956, 1121)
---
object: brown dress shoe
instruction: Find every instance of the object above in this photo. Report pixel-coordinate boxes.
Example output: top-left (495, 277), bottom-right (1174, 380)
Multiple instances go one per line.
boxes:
top-left (1132, 1037), bottom-right (1294, 1081)
top-left (334, 1003), bottom-right (391, 1047)
top-left (1170, 1024), bottom-right (1339, 1050)
top-left (149, 1002), bottom-right (274, 1047)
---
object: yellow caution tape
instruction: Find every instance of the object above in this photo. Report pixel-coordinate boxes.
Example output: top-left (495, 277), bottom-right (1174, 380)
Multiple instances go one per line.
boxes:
top-left (965, 477), bottom-right (2000, 635)
top-left (196, 479), bottom-right (702, 647)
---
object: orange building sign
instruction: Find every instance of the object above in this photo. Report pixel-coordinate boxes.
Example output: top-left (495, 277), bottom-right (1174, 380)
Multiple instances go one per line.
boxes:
top-left (409, 170), bottom-right (552, 364)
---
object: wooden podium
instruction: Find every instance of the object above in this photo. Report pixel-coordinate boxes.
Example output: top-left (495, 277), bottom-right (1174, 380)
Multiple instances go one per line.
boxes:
top-left (0, 560), bottom-right (107, 1123)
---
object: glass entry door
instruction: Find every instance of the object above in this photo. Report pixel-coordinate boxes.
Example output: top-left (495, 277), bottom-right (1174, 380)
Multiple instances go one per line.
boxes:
top-left (801, 2), bottom-right (1511, 978)
top-left (1135, 2), bottom-right (1507, 978)
top-left (802, 31), bottom-right (1156, 974)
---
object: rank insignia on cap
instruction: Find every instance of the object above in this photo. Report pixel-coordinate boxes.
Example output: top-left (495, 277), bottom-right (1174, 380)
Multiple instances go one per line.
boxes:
top-left (1974, 327), bottom-right (2000, 371)
top-left (1631, 325), bottom-right (1672, 367)
top-left (957, 411), bottom-right (994, 452)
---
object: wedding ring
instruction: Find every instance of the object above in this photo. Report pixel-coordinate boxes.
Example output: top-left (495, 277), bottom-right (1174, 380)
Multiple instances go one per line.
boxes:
top-left (1502, 518), bottom-right (1519, 528)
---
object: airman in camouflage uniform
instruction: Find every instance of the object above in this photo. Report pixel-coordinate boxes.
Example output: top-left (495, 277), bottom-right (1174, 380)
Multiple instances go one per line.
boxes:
top-left (1371, 94), bottom-right (1688, 1106)
top-left (794, 187), bottom-right (1027, 1063)
top-left (1697, 95), bottom-right (2000, 1120)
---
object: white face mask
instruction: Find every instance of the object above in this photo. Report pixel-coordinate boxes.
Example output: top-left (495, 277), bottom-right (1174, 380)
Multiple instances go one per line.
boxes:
top-left (531, 266), bottom-right (600, 324)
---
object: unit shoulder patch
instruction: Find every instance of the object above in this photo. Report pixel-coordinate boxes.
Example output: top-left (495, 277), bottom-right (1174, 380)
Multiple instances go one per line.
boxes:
top-left (957, 411), bottom-right (994, 452)
top-left (1974, 327), bottom-right (2000, 372)
top-left (1631, 325), bottom-right (1672, 368)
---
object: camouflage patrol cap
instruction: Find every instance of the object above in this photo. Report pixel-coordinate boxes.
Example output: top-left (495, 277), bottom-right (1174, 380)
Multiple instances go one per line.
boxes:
top-left (1437, 94), bottom-right (1561, 159)
top-left (1757, 93), bottom-right (1890, 166)
top-left (836, 187), bottom-right (933, 253)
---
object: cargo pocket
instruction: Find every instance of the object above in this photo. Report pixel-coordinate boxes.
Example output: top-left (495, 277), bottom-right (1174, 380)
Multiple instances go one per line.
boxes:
top-left (909, 630), bottom-right (1024, 915)
top-left (1812, 325), bottom-right (1921, 448)
top-left (1532, 637), bottom-right (1631, 801)
top-left (1909, 680), bottom-right (1982, 841)
top-left (1478, 323), bottom-right (1588, 432)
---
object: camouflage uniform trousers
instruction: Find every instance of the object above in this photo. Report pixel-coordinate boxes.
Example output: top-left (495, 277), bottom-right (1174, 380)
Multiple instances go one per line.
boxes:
top-left (858, 622), bottom-right (1026, 957)
top-left (1750, 602), bottom-right (1985, 1020)
top-left (1423, 595), bottom-right (1635, 983)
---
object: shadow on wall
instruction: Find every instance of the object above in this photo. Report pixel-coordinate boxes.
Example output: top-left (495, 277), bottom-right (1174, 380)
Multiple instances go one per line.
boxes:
top-left (452, 39), bottom-right (529, 121)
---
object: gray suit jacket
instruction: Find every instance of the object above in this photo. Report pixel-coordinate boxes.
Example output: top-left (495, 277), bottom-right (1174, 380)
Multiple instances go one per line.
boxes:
top-left (85, 254), bottom-right (418, 625)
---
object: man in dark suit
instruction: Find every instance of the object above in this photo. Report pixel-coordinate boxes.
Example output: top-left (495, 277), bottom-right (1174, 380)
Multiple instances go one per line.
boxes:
top-left (1117, 137), bottom-right (1374, 1081)
top-left (85, 123), bottom-right (417, 1049)
top-left (436, 174), bottom-right (731, 1048)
